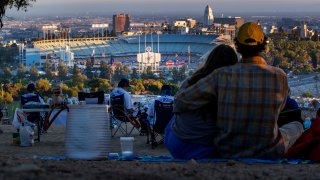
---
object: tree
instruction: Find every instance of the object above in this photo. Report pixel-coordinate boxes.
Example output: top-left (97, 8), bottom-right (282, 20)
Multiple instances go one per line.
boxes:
top-left (0, 91), bottom-right (13, 104)
top-left (131, 68), bottom-right (139, 79)
top-left (3, 67), bottom-right (12, 80)
top-left (36, 78), bottom-right (51, 96)
top-left (57, 62), bottom-right (68, 81)
top-left (0, 0), bottom-right (36, 28)
top-left (0, 46), bottom-right (19, 65)
top-left (112, 64), bottom-right (129, 82)
top-left (87, 78), bottom-right (111, 92)
top-left (17, 63), bottom-right (25, 79)
top-left (99, 61), bottom-right (112, 79)
top-left (141, 66), bottom-right (155, 79)
top-left (171, 67), bottom-right (179, 83)
top-left (302, 91), bottom-right (313, 98)
top-left (177, 65), bottom-right (187, 82)
top-left (106, 29), bottom-right (110, 37)
top-left (7, 82), bottom-right (23, 100)
top-left (44, 61), bottom-right (53, 79)
top-left (29, 65), bottom-right (39, 81)
top-left (71, 67), bottom-right (86, 90)
top-left (130, 78), bottom-right (145, 94)
top-left (142, 79), bottom-right (163, 94)
top-left (311, 31), bottom-right (319, 42)
top-left (309, 49), bottom-right (320, 69)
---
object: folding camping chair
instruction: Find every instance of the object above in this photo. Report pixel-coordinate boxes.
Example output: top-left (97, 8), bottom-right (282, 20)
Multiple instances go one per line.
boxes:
top-left (278, 109), bottom-right (303, 127)
top-left (150, 100), bottom-right (174, 148)
top-left (110, 94), bottom-right (140, 137)
top-left (78, 91), bottom-right (105, 104)
top-left (43, 103), bottom-right (69, 132)
top-left (21, 94), bottom-right (45, 142)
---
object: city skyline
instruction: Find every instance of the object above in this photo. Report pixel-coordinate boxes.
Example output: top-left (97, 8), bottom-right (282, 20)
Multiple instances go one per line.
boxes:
top-left (6, 0), bottom-right (320, 18)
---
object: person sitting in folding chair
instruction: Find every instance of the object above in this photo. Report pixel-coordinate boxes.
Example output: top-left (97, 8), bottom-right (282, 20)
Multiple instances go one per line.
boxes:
top-left (22, 83), bottom-right (45, 105)
top-left (110, 78), bottom-right (140, 137)
top-left (133, 102), bottom-right (148, 136)
top-left (147, 85), bottom-right (174, 148)
top-left (21, 83), bottom-right (46, 141)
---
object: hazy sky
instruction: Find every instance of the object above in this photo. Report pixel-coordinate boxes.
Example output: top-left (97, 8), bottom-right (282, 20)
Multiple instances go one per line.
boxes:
top-left (6, 0), bottom-right (320, 18)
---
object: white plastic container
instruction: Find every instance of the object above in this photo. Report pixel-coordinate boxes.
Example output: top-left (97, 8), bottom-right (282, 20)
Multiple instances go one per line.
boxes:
top-left (20, 123), bottom-right (34, 147)
top-left (120, 137), bottom-right (134, 157)
top-left (65, 105), bottom-right (110, 160)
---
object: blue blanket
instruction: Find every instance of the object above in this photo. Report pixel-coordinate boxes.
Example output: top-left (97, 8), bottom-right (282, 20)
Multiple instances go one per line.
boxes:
top-left (40, 154), bottom-right (311, 164)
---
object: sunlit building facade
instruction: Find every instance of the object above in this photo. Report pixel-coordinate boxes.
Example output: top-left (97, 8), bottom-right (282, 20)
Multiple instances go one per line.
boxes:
top-left (113, 14), bottom-right (130, 33)
top-left (204, 5), bottom-right (214, 25)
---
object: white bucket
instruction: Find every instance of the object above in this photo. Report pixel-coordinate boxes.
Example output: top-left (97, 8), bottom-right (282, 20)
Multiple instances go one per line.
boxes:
top-left (65, 105), bottom-right (110, 160)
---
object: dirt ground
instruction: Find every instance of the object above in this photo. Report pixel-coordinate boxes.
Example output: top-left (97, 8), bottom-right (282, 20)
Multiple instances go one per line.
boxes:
top-left (1, 123), bottom-right (320, 180)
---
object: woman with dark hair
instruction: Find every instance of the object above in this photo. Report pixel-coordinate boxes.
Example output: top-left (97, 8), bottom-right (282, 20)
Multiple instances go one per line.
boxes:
top-left (165, 44), bottom-right (238, 159)
top-left (187, 44), bottom-right (238, 86)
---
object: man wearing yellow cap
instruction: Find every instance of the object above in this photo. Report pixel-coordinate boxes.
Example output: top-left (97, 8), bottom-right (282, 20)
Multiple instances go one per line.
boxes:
top-left (173, 22), bottom-right (304, 158)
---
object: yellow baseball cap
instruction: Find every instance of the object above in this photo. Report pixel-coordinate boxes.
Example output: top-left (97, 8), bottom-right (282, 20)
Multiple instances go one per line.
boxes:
top-left (237, 22), bottom-right (264, 46)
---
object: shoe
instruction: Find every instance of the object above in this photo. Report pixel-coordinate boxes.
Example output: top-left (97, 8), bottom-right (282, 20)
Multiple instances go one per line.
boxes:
top-left (151, 141), bottom-right (158, 148)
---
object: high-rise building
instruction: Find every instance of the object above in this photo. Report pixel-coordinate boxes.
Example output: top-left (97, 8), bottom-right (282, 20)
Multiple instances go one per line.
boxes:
top-left (113, 14), bottom-right (130, 33)
top-left (301, 23), bottom-right (308, 38)
top-left (204, 5), bottom-right (214, 25)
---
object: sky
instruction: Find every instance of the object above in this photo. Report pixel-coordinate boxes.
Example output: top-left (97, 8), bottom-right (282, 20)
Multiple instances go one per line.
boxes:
top-left (6, 0), bottom-right (320, 18)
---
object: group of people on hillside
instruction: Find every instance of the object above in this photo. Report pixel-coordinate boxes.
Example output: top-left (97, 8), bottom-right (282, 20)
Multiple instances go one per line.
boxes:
top-left (110, 78), bottom-right (174, 143)
top-left (110, 22), bottom-right (305, 160)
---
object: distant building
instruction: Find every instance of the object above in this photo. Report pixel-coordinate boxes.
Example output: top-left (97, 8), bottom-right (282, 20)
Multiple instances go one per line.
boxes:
top-left (204, 5), bottom-right (214, 25)
top-left (179, 27), bottom-right (189, 35)
top-left (60, 46), bottom-right (74, 67)
top-left (130, 23), bottom-right (162, 34)
top-left (269, 25), bottom-right (278, 34)
top-left (211, 17), bottom-right (244, 43)
top-left (174, 21), bottom-right (187, 27)
top-left (187, 18), bottom-right (197, 28)
top-left (113, 14), bottom-right (130, 33)
top-left (301, 23), bottom-right (308, 39)
top-left (20, 47), bottom-right (41, 69)
top-left (214, 17), bottom-right (244, 29)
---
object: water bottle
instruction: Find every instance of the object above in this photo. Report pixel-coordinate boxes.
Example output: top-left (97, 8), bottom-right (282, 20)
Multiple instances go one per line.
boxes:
top-left (304, 117), bottom-right (312, 129)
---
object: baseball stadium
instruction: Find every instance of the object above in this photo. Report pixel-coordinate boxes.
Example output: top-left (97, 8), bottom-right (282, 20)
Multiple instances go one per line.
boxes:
top-left (33, 34), bottom-right (220, 70)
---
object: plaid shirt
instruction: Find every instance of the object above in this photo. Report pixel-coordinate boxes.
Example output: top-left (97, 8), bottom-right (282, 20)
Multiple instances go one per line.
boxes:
top-left (174, 56), bottom-right (289, 158)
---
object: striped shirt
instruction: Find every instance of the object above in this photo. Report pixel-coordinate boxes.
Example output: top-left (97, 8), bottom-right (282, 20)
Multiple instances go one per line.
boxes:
top-left (174, 56), bottom-right (289, 158)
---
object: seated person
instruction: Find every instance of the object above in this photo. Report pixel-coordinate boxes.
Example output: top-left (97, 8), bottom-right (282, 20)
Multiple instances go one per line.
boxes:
top-left (133, 102), bottom-right (140, 118)
top-left (147, 85), bottom-right (174, 145)
top-left (46, 86), bottom-right (69, 127)
top-left (147, 85), bottom-right (174, 125)
top-left (21, 83), bottom-right (46, 133)
top-left (278, 91), bottom-right (304, 127)
top-left (110, 78), bottom-right (140, 128)
top-left (138, 105), bottom-right (149, 136)
top-left (21, 83), bottom-right (45, 105)
top-left (172, 23), bottom-right (303, 159)
top-left (51, 86), bottom-right (64, 107)
top-left (165, 44), bottom-right (238, 159)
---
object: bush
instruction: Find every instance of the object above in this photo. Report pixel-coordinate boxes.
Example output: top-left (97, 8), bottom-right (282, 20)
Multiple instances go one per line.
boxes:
top-left (302, 91), bottom-right (313, 98)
